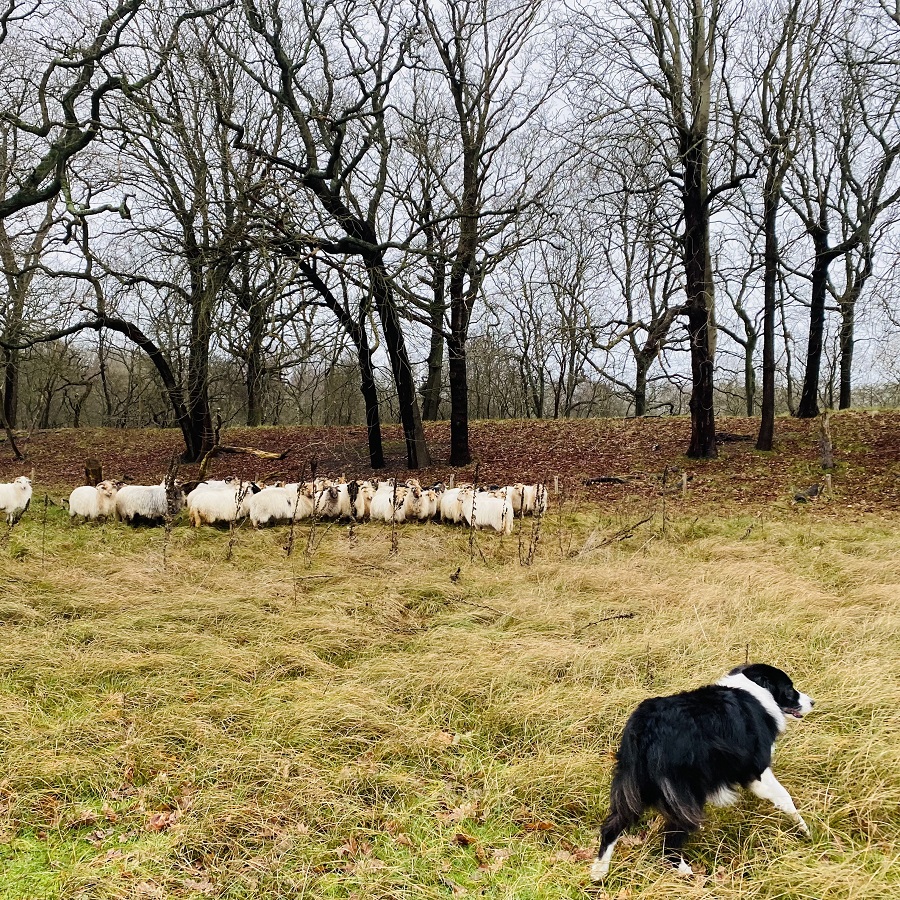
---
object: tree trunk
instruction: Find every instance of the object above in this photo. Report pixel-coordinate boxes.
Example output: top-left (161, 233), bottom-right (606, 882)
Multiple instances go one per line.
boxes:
top-left (364, 255), bottom-right (430, 469)
top-left (0, 290), bottom-right (26, 430)
top-left (744, 335), bottom-right (757, 417)
top-left (99, 316), bottom-right (198, 460)
top-left (447, 332), bottom-right (469, 464)
top-left (284, 170), bottom-right (430, 467)
top-left (421, 274), bottom-right (445, 420)
top-left (291, 160), bottom-right (430, 468)
top-left (445, 136), bottom-right (479, 465)
top-left (357, 332), bottom-right (385, 470)
top-left (421, 195), bottom-right (446, 422)
top-left (797, 229), bottom-right (830, 418)
top-left (446, 196), bottom-right (476, 466)
top-left (246, 297), bottom-right (266, 427)
top-left (40, 380), bottom-right (54, 429)
top-left (682, 139), bottom-right (717, 459)
top-left (72, 384), bottom-right (92, 428)
top-left (98, 331), bottom-right (114, 426)
top-left (296, 259), bottom-right (385, 469)
top-left (757, 173), bottom-right (779, 450)
top-left (2, 347), bottom-right (18, 428)
top-left (185, 278), bottom-right (215, 462)
top-left (837, 302), bottom-right (852, 410)
top-left (838, 248), bottom-right (872, 410)
top-left (634, 356), bottom-right (649, 417)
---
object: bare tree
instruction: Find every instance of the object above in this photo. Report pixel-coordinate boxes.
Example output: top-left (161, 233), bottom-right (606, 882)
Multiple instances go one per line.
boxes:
top-left (786, 8), bottom-right (900, 417)
top-left (0, 184), bottom-right (57, 427)
top-left (415, 0), bottom-right (560, 464)
top-left (593, 141), bottom-right (684, 416)
top-left (573, 0), bottom-right (754, 457)
top-left (216, 0), bottom-right (431, 468)
top-left (749, 0), bottom-right (833, 448)
top-left (388, 73), bottom-right (454, 422)
top-left (0, 1), bottom-right (221, 219)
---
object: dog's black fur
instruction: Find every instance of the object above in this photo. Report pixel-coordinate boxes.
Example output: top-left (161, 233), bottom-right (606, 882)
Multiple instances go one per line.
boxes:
top-left (593, 664), bottom-right (812, 877)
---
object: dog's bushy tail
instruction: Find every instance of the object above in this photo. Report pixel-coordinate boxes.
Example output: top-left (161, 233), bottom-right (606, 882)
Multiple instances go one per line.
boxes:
top-left (609, 766), bottom-right (644, 823)
top-left (594, 767), bottom-right (644, 873)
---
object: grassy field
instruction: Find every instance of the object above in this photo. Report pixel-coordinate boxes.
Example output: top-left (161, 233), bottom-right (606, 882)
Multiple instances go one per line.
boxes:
top-left (0, 497), bottom-right (898, 899)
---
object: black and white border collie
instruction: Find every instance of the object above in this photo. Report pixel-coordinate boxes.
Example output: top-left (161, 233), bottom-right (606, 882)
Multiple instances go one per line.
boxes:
top-left (591, 664), bottom-right (815, 881)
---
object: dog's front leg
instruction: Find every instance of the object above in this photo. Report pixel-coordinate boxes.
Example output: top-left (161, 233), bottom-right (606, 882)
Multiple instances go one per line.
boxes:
top-left (749, 768), bottom-right (810, 835)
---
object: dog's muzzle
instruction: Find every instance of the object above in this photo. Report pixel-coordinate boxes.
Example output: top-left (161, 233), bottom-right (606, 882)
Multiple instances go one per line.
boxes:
top-left (784, 693), bottom-right (815, 718)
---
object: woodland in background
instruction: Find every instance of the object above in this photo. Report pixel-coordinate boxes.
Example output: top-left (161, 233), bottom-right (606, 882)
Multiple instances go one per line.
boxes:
top-left (2, 0), bottom-right (900, 468)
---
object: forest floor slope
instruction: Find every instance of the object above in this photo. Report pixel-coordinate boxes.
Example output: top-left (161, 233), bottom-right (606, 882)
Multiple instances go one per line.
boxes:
top-left (2, 410), bottom-right (899, 513)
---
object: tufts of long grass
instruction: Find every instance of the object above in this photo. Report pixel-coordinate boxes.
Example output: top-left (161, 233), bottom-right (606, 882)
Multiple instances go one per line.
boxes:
top-left (0, 500), bottom-right (898, 898)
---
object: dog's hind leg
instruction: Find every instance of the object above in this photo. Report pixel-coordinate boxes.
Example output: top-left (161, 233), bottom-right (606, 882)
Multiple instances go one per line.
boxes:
top-left (749, 768), bottom-right (810, 835)
top-left (661, 824), bottom-right (694, 875)
top-left (590, 810), bottom-right (635, 882)
top-left (591, 773), bottom-right (644, 882)
top-left (657, 781), bottom-right (704, 876)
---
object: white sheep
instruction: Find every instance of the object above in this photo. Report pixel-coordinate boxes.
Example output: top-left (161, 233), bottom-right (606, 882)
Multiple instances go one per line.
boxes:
top-left (353, 481), bottom-right (376, 519)
top-left (187, 482), bottom-right (259, 527)
top-left (508, 483), bottom-right (526, 515)
top-left (461, 487), bottom-right (514, 535)
top-left (370, 480), bottom-right (407, 523)
top-left (0, 476), bottom-right (32, 525)
top-left (283, 483), bottom-right (315, 521)
top-left (193, 477), bottom-right (238, 491)
top-left (69, 480), bottom-right (119, 521)
top-left (417, 488), bottom-right (440, 521)
top-left (400, 481), bottom-right (423, 520)
top-left (314, 482), bottom-right (353, 519)
top-left (248, 487), bottom-right (294, 527)
top-left (439, 487), bottom-right (468, 524)
top-left (522, 483), bottom-right (548, 515)
top-left (115, 482), bottom-right (185, 525)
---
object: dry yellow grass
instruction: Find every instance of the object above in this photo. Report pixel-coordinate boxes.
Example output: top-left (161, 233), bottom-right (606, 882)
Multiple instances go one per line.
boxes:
top-left (0, 497), bottom-right (898, 899)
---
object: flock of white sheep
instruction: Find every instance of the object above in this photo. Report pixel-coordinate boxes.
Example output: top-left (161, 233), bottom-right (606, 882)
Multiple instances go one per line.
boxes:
top-left (0, 475), bottom-right (547, 534)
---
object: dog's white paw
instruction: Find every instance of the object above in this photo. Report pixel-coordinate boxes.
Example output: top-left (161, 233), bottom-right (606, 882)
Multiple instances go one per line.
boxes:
top-left (675, 857), bottom-right (694, 876)
top-left (589, 859), bottom-right (609, 882)
top-left (796, 816), bottom-right (810, 837)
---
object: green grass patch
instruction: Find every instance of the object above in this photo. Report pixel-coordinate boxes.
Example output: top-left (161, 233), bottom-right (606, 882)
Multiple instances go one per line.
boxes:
top-left (0, 503), bottom-right (898, 898)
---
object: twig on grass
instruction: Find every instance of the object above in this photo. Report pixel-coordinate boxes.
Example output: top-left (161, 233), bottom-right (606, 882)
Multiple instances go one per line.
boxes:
top-left (285, 459), bottom-right (312, 559)
top-left (519, 483), bottom-right (546, 566)
top-left (41, 493), bottom-right (48, 568)
top-left (644, 643), bottom-right (655, 686)
top-left (303, 459), bottom-right (319, 566)
top-left (468, 463), bottom-right (480, 563)
top-left (573, 612), bottom-right (637, 635)
top-left (598, 513), bottom-right (654, 547)
top-left (390, 477), bottom-right (399, 557)
top-left (162, 452), bottom-right (180, 572)
top-left (226, 481), bottom-right (252, 562)
top-left (456, 596), bottom-right (503, 617)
